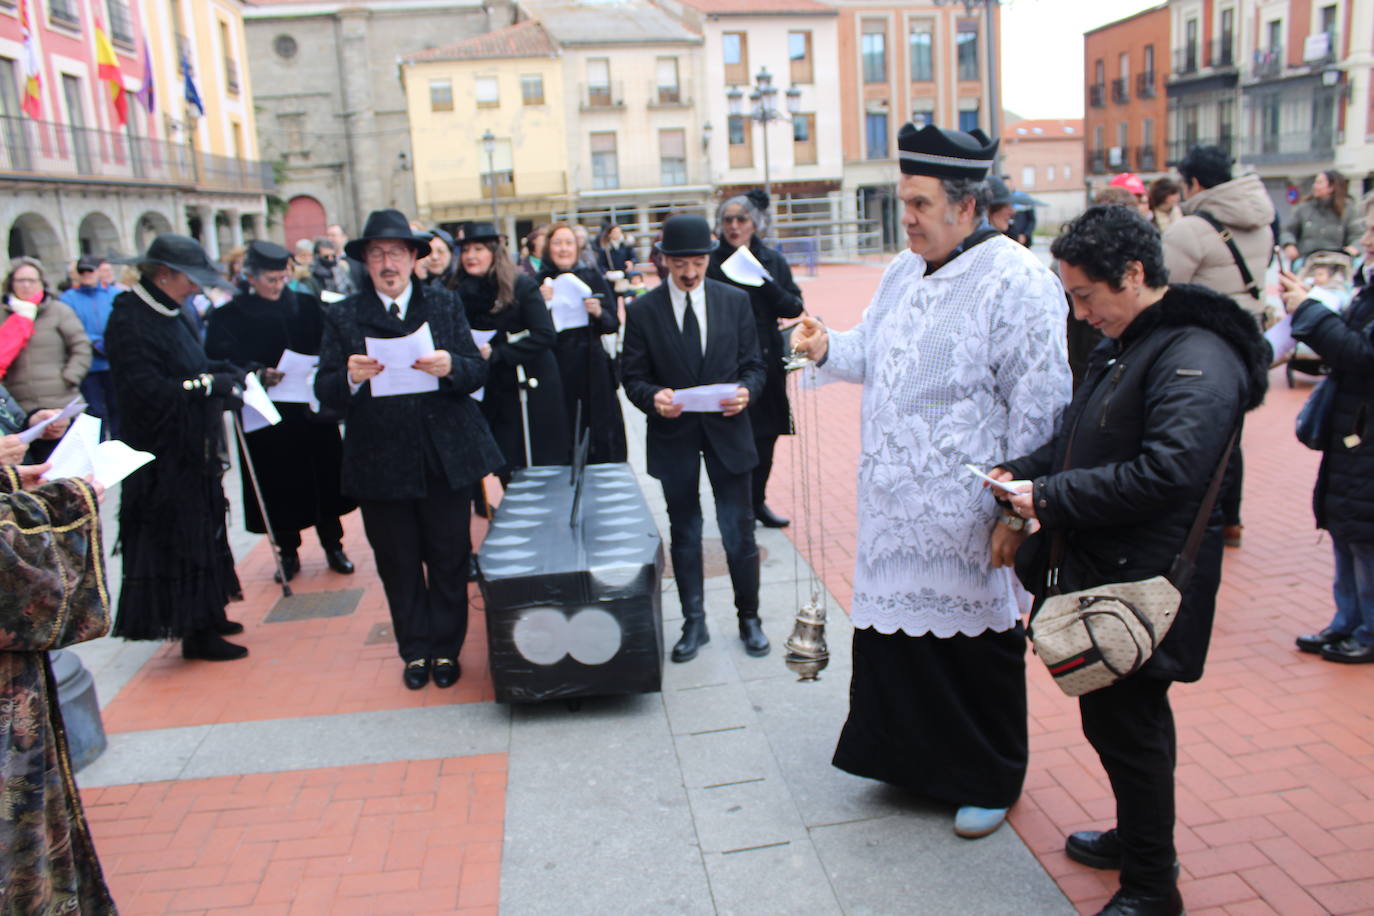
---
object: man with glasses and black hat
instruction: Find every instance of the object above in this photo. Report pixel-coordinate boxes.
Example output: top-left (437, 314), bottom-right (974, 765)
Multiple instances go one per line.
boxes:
top-left (106, 234), bottom-right (250, 661)
top-left (315, 209), bottom-right (502, 690)
top-left (621, 213), bottom-right (769, 663)
top-left (206, 239), bottom-right (356, 583)
top-left (790, 123), bottom-right (1072, 841)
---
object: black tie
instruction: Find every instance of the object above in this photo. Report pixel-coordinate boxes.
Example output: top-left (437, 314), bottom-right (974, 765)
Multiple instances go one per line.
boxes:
top-left (389, 302), bottom-right (401, 320)
top-left (681, 291), bottom-right (702, 376)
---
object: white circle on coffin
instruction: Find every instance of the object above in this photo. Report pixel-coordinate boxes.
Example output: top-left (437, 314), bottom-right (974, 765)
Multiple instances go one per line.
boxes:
top-left (567, 609), bottom-right (621, 665)
top-left (512, 609), bottom-right (568, 665)
top-left (501, 492), bottom-right (542, 502)
top-left (524, 468), bottom-right (561, 476)
top-left (591, 563), bottom-right (640, 588)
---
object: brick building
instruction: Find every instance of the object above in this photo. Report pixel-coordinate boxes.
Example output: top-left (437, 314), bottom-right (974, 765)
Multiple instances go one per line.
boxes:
top-left (1000, 118), bottom-right (1086, 228)
top-left (1084, 3), bottom-right (1170, 188)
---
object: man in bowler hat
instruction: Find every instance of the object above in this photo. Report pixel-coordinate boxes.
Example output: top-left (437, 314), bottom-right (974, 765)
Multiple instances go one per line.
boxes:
top-left (621, 214), bottom-right (769, 662)
top-left (315, 209), bottom-right (503, 690)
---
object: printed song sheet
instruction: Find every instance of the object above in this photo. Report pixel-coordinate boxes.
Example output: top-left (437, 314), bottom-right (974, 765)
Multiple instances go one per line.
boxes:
top-left (548, 273), bottom-right (592, 332)
top-left (17, 396), bottom-right (86, 444)
top-left (43, 414), bottom-right (154, 488)
top-left (365, 322), bottom-right (440, 397)
top-left (471, 329), bottom-right (497, 402)
top-left (672, 382), bottom-right (738, 413)
top-left (268, 349), bottom-right (319, 404)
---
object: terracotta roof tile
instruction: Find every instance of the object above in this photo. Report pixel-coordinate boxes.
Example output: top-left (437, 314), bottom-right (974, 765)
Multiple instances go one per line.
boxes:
top-left (402, 20), bottom-right (559, 63)
top-left (678, 0), bottom-right (834, 15)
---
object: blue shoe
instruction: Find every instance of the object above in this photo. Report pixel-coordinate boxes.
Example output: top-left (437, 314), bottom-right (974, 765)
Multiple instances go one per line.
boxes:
top-left (954, 805), bottom-right (1008, 838)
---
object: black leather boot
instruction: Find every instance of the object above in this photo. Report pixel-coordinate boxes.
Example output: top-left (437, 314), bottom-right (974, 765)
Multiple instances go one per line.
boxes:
top-left (182, 629), bottom-right (249, 661)
top-left (273, 550), bottom-right (300, 584)
top-left (1093, 887), bottom-right (1183, 916)
top-left (754, 504), bottom-right (790, 528)
top-left (738, 613), bottom-right (770, 656)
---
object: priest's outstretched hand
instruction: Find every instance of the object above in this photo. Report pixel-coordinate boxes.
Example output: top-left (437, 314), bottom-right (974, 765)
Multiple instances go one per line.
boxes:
top-left (791, 316), bottom-right (828, 362)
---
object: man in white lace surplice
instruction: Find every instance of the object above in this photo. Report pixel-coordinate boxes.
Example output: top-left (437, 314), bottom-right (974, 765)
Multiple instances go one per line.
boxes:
top-left (792, 122), bottom-right (1071, 842)
top-left (817, 235), bottom-right (1071, 636)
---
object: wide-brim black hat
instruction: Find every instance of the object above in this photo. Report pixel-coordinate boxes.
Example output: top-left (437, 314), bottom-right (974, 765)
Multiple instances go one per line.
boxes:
top-left (897, 123), bottom-right (999, 180)
top-left (344, 209), bottom-right (431, 262)
top-left (655, 214), bottom-right (717, 257)
top-left (461, 221), bottom-right (503, 244)
top-left (112, 233), bottom-right (226, 289)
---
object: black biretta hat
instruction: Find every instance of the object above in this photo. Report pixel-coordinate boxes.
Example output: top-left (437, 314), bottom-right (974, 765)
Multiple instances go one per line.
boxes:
top-left (344, 209), bottom-right (431, 262)
top-left (244, 239), bottom-right (292, 272)
top-left (897, 123), bottom-right (999, 180)
top-left (655, 214), bottom-right (717, 257)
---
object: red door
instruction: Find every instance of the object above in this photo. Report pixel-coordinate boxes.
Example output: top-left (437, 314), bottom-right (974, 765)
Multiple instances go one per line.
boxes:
top-left (283, 195), bottom-right (327, 249)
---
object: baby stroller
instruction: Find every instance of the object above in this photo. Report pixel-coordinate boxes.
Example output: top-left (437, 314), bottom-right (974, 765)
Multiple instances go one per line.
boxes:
top-left (1286, 250), bottom-right (1353, 387)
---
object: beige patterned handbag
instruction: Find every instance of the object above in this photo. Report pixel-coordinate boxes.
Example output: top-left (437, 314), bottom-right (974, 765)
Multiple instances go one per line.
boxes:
top-left (1031, 432), bottom-right (1237, 697)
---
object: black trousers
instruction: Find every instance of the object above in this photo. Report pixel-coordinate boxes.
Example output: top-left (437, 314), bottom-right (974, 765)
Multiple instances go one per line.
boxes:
top-left (359, 480), bottom-right (472, 663)
top-left (752, 432), bottom-right (777, 509)
top-left (659, 440), bottom-right (759, 619)
top-left (1220, 441), bottom-right (1243, 527)
top-left (1079, 675), bottom-right (1177, 897)
top-left (274, 516), bottom-right (344, 553)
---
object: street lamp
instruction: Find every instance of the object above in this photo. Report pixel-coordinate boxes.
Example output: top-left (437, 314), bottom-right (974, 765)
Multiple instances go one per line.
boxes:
top-left (481, 129), bottom-right (499, 226)
top-left (729, 67), bottom-right (803, 203)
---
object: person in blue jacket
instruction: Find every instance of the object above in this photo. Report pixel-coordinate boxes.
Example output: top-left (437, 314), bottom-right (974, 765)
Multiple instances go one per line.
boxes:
top-left (59, 256), bottom-right (118, 438)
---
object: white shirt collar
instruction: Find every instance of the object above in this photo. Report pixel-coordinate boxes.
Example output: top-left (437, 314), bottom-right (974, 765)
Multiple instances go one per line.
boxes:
top-left (667, 278), bottom-right (707, 353)
top-left (377, 281), bottom-right (414, 319)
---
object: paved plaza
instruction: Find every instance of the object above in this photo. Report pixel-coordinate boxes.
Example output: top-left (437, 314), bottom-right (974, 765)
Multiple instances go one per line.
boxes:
top-left (68, 262), bottom-right (1374, 915)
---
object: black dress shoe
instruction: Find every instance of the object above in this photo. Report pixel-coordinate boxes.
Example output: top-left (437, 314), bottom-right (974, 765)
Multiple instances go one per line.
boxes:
top-left (274, 552), bottom-right (301, 584)
top-left (1066, 829), bottom-right (1123, 870)
top-left (738, 616), bottom-right (770, 657)
top-left (1092, 887), bottom-right (1183, 916)
top-left (755, 504), bottom-right (790, 528)
top-left (182, 630), bottom-right (249, 661)
top-left (671, 618), bottom-right (710, 663)
top-left (431, 658), bottom-right (461, 688)
top-left (1297, 627), bottom-right (1351, 653)
top-left (325, 549), bottom-right (355, 575)
top-left (212, 618), bottom-right (245, 636)
top-left (1320, 636), bottom-right (1374, 663)
top-left (403, 659), bottom-right (430, 689)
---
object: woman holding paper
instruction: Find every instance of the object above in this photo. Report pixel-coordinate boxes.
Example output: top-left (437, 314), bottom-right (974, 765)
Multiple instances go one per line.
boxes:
top-left (453, 223), bottom-right (570, 472)
top-left (707, 192), bottom-right (804, 528)
top-left (539, 224), bottom-right (627, 464)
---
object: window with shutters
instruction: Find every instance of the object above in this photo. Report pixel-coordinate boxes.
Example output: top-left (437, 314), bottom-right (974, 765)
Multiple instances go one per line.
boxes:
top-left (861, 21), bottom-right (886, 83)
top-left (909, 22), bottom-right (933, 82)
top-left (957, 20), bottom-right (979, 81)
top-left (475, 76), bottom-right (499, 109)
top-left (430, 79), bottom-right (454, 112)
top-left (587, 58), bottom-right (611, 107)
top-left (656, 58), bottom-right (680, 104)
top-left (723, 33), bottom-right (748, 85)
top-left (521, 74), bottom-right (544, 106)
top-left (591, 131), bottom-right (618, 189)
top-left (792, 113), bottom-right (816, 165)
top-left (789, 31), bottom-right (812, 84)
top-left (659, 129), bottom-right (686, 185)
top-left (728, 114), bottom-right (752, 168)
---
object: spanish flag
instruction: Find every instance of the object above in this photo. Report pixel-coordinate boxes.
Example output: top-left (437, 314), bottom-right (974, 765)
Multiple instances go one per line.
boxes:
top-left (95, 19), bottom-right (128, 127)
top-left (18, 0), bottom-right (41, 119)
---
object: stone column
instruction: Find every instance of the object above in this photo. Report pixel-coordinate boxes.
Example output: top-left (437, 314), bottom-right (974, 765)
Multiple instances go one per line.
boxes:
top-left (198, 207), bottom-right (221, 261)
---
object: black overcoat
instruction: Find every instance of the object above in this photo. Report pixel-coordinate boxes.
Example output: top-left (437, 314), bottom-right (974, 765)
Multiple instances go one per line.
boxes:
top-left (205, 287), bottom-right (356, 536)
top-left (621, 278), bottom-right (767, 480)
top-left (314, 281), bottom-right (503, 501)
top-left (595, 242), bottom-right (636, 276)
top-left (1001, 284), bottom-right (1268, 682)
top-left (1291, 281), bottom-right (1374, 544)
top-left (707, 238), bottom-right (804, 439)
top-left (105, 284), bottom-right (242, 639)
top-left (537, 264), bottom-right (627, 464)
top-left (455, 272), bottom-right (571, 470)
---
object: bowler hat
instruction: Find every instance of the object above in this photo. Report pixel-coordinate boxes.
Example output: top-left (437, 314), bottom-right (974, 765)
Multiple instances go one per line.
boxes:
top-left (344, 209), bottom-right (431, 262)
top-left (462, 221), bottom-right (503, 244)
top-left (655, 214), bottom-right (717, 257)
top-left (113, 233), bottom-right (225, 289)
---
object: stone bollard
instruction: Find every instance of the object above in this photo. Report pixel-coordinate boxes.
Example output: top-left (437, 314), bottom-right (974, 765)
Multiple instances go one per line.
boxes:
top-left (51, 648), bottom-right (107, 771)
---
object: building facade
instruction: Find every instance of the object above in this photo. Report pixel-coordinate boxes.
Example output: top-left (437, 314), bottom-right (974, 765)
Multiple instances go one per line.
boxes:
top-left (243, 0), bottom-right (516, 246)
top-left (1084, 3), bottom-right (1170, 188)
top-left (1000, 118), bottom-right (1086, 228)
top-left (402, 21), bottom-right (569, 240)
top-left (1, 0), bottom-right (270, 272)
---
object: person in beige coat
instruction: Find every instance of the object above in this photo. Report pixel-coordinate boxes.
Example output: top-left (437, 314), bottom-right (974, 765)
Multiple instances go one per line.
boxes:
top-left (1162, 145), bottom-right (1275, 328)
top-left (0, 257), bottom-right (92, 414)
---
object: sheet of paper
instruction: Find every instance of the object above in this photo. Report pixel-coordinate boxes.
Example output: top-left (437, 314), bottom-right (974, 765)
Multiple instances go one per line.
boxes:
top-left (42, 414), bottom-right (154, 487)
top-left (963, 463), bottom-right (1026, 496)
top-left (240, 372), bottom-right (283, 433)
top-left (18, 396), bottom-right (86, 444)
top-left (319, 289), bottom-right (345, 303)
top-left (672, 382), bottom-right (738, 413)
top-left (720, 246), bottom-right (773, 287)
top-left (470, 329), bottom-right (496, 403)
top-left (1264, 312), bottom-right (1296, 364)
top-left (365, 322), bottom-right (440, 397)
top-left (548, 273), bottom-right (592, 332)
top-left (267, 349), bottom-right (319, 404)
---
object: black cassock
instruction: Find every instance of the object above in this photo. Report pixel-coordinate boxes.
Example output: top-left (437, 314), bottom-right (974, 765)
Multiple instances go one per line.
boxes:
top-left (455, 272), bottom-right (571, 471)
top-left (205, 287), bottom-right (355, 548)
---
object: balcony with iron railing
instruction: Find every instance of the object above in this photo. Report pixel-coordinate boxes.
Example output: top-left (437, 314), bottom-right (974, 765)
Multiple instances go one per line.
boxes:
top-left (1302, 31), bottom-right (1337, 67)
top-left (1108, 146), bottom-right (1131, 172)
top-left (1111, 77), bottom-right (1130, 104)
top-left (1165, 135), bottom-right (1233, 165)
top-left (579, 81), bottom-right (624, 111)
top-left (0, 116), bottom-right (275, 193)
top-left (1089, 83), bottom-right (1106, 108)
top-left (1244, 129), bottom-right (1334, 164)
top-left (1174, 45), bottom-right (1199, 76)
top-left (1209, 36), bottom-right (1236, 68)
top-left (424, 170), bottom-right (568, 206)
top-left (1136, 71), bottom-right (1156, 98)
top-left (1089, 149), bottom-right (1107, 174)
top-left (647, 80), bottom-right (692, 108)
top-left (1136, 145), bottom-right (1158, 172)
top-left (1251, 46), bottom-right (1283, 81)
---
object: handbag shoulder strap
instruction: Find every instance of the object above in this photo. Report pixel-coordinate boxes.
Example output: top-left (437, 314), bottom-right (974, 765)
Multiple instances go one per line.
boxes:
top-left (1195, 210), bottom-right (1262, 302)
top-left (1167, 428), bottom-right (1240, 591)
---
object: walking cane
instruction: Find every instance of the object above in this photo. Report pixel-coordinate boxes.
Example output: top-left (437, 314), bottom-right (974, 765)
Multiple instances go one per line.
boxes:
top-left (230, 409), bottom-right (292, 598)
top-left (515, 364), bottom-right (538, 469)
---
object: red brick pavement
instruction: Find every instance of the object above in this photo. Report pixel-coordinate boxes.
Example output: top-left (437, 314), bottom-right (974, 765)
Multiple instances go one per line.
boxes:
top-left (102, 513), bottom-right (496, 733)
top-left (82, 755), bottom-right (506, 915)
top-left (769, 264), bottom-right (1374, 916)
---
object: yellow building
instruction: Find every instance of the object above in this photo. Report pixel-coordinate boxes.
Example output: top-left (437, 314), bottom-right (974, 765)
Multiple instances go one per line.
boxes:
top-left (402, 21), bottom-right (568, 238)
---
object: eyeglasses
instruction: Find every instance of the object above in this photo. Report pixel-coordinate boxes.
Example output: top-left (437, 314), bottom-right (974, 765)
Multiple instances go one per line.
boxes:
top-left (11, 275), bottom-right (42, 285)
top-left (721, 214), bottom-right (752, 224)
top-left (365, 246), bottom-right (413, 263)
